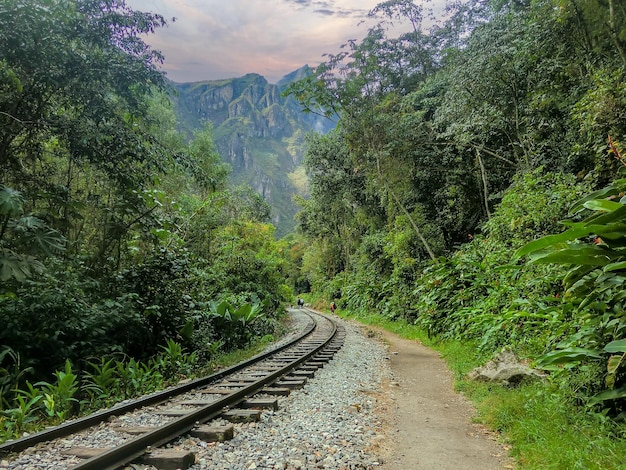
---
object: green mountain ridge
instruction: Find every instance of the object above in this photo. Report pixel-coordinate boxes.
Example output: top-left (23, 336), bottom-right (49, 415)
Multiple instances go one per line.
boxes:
top-left (171, 66), bottom-right (335, 235)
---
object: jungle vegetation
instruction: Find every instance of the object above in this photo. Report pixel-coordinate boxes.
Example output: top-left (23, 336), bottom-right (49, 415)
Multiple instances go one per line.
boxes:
top-left (0, 0), bottom-right (294, 439)
top-left (3, 0), bottom-right (626, 464)
top-left (286, 0), bottom-right (626, 465)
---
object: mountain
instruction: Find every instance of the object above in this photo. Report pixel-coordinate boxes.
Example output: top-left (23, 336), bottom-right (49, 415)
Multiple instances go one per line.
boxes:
top-left (171, 66), bottom-right (335, 236)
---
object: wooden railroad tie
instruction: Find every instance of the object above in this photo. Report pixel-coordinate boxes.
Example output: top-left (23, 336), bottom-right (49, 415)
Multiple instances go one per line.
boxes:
top-left (190, 424), bottom-right (234, 442)
top-left (305, 361), bottom-right (326, 368)
top-left (289, 370), bottom-right (316, 378)
top-left (61, 447), bottom-right (196, 470)
top-left (111, 425), bottom-right (158, 435)
top-left (274, 379), bottom-right (307, 389)
top-left (221, 409), bottom-right (262, 423)
top-left (61, 447), bottom-right (111, 459)
top-left (141, 449), bottom-right (196, 470)
top-left (262, 386), bottom-right (291, 396)
top-left (241, 398), bottom-right (279, 410)
top-left (155, 408), bottom-right (192, 417)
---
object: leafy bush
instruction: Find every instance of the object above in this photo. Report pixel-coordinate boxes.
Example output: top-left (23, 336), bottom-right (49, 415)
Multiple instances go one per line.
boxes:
top-left (0, 390), bottom-right (42, 439)
top-left (484, 169), bottom-right (590, 245)
top-left (411, 236), bottom-right (564, 354)
top-left (200, 221), bottom-right (290, 316)
top-left (0, 347), bottom-right (32, 410)
top-left (208, 300), bottom-right (268, 351)
top-left (83, 358), bottom-right (119, 409)
top-left (157, 339), bottom-right (198, 381)
top-left (0, 263), bottom-right (145, 376)
top-left (407, 169), bottom-right (587, 354)
top-left (81, 341), bottom-right (197, 408)
top-left (517, 159), bottom-right (626, 410)
top-left (35, 360), bottom-right (79, 421)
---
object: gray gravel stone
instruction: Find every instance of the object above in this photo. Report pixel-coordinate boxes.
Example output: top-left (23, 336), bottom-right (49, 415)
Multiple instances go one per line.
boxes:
top-left (176, 312), bottom-right (390, 470)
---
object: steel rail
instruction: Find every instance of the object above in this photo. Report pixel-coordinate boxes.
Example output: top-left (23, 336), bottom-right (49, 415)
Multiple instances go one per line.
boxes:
top-left (70, 310), bottom-right (338, 470)
top-left (0, 309), bottom-right (317, 455)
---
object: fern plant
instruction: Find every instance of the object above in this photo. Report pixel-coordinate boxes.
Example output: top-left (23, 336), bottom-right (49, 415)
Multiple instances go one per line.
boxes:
top-left (0, 185), bottom-right (65, 283)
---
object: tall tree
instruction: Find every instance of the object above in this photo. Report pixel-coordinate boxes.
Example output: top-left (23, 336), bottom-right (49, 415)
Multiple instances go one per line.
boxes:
top-left (287, 0), bottom-right (442, 260)
top-left (0, 0), bottom-right (172, 268)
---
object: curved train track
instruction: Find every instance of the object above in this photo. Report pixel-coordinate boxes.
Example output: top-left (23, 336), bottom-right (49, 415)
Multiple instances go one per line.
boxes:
top-left (0, 308), bottom-right (345, 470)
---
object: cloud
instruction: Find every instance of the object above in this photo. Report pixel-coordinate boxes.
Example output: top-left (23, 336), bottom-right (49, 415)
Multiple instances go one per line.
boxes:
top-left (282, 0), bottom-right (370, 18)
top-left (126, 0), bottom-right (435, 84)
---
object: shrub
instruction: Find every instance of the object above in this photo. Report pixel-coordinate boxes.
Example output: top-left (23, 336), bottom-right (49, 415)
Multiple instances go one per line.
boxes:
top-left (517, 158), bottom-right (626, 410)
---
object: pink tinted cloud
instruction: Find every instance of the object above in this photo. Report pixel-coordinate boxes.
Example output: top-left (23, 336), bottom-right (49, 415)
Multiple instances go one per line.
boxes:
top-left (126, 0), bottom-right (385, 83)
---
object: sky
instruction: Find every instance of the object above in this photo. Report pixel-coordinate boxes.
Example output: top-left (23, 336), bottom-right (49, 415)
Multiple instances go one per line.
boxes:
top-left (125, 0), bottom-right (439, 84)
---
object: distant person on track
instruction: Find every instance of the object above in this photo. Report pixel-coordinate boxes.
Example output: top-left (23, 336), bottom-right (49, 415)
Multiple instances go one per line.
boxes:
top-left (297, 298), bottom-right (304, 308)
top-left (330, 301), bottom-right (336, 314)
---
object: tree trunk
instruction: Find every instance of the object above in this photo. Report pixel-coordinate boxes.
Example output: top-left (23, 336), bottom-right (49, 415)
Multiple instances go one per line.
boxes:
top-left (373, 151), bottom-right (437, 261)
top-left (388, 187), bottom-right (437, 261)
top-left (608, 0), bottom-right (626, 68)
top-left (477, 149), bottom-right (491, 219)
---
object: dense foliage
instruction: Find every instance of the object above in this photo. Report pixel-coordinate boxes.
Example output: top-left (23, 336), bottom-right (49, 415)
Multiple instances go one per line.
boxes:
top-left (0, 0), bottom-right (292, 438)
top-left (287, 0), bottom-right (626, 424)
top-left (3, 0), bottom-right (626, 457)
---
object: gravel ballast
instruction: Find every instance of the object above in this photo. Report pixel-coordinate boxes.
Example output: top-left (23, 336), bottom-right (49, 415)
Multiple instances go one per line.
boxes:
top-left (172, 310), bottom-right (392, 470)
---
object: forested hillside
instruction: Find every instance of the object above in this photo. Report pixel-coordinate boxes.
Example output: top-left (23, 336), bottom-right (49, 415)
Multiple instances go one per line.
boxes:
top-left (286, 0), bottom-right (626, 460)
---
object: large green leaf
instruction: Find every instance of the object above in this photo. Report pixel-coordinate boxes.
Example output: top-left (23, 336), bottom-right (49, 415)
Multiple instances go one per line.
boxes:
top-left (604, 340), bottom-right (626, 353)
top-left (582, 200), bottom-right (625, 212)
top-left (0, 186), bottom-right (24, 217)
top-left (537, 347), bottom-right (602, 367)
top-left (516, 230), bottom-right (587, 257)
top-left (234, 304), bottom-right (252, 322)
top-left (596, 271), bottom-right (626, 286)
top-left (604, 261), bottom-right (626, 272)
top-left (0, 250), bottom-right (45, 282)
top-left (570, 180), bottom-right (626, 212)
top-left (590, 222), bottom-right (626, 240)
top-left (518, 219), bottom-right (626, 259)
top-left (179, 320), bottom-right (194, 341)
top-left (563, 265), bottom-right (597, 286)
top-left (211, 300), bottom-right (232, 320)
top-left (584, 204), bottom-right (626, 227)
top-left (528, 245), bottom-right (614, 266)
top-left (589, 385), bottom-right (626, 404)
top-left (515, 222), bottom-right (623, 257)
top-left (22, 226), bottom-right (66, 255)
top-left (608, 355), bottom-right (623, 373)
top-left (607, 355), bottom-right (624, 389)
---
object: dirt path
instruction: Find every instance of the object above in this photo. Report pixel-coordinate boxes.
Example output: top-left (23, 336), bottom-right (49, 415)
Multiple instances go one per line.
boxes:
top-left (368, 327), bottom-right (515, 469)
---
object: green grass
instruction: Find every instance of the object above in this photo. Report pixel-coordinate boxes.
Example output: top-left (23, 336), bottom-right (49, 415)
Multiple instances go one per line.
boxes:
top-left (205, 334), bottom-right (277, 373)
top-left (478, 383), bottom-right (626, 469)
top-left (334, 309), bottom-right (626, 469)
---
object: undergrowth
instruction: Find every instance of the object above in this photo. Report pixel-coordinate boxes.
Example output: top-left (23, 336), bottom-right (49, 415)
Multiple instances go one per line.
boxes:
top-left (0, 324), bottom-right (284, 444)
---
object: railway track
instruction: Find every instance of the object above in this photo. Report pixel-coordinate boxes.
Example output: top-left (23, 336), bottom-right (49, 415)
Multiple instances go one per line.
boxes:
top-left (0, 308), bottom-right (345, 470)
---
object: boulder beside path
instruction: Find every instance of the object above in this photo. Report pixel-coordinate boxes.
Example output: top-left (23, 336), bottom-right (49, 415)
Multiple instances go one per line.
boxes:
top-left (468, 349), bottom-right (546, 386)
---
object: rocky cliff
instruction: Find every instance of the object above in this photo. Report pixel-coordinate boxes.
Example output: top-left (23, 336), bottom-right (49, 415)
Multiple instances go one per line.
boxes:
top-left (171, 67), bottom-right (334, 236)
